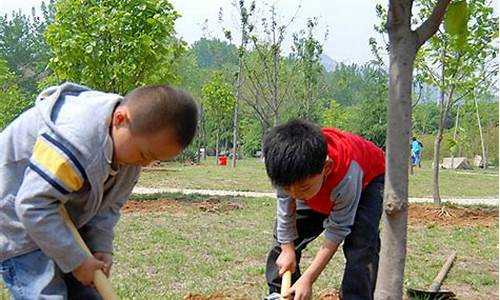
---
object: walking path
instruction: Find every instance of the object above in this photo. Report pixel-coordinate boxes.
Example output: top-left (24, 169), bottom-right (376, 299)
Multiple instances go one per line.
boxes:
top-left (133, 186), bottom-right (498, 206)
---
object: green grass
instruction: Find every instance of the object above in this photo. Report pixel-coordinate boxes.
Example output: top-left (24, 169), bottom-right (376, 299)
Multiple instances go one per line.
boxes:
top-left (112, 198), bottom-right (500, 299)
top-left (1, 196), bottom-right (497, 299)
top-left (138, 159), bottom-right (499, 198)
top-left (409, 161), bottom-right (498, 198)
top-left (138, 159), bottom-right (272, 192)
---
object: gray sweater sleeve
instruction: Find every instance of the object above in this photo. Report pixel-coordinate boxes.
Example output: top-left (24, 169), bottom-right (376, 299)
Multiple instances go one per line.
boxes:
top-left (276, 188), bottom-right (298, 244)
top-left (15, 168), bottom-right (88, 273)
top-left (79, 168), bottom-right (139, 253)
top-left (323, 161), bottom-right (364, 243)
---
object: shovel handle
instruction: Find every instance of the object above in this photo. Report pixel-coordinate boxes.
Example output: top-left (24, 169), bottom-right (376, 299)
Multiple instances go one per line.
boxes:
top-left (429, 252), bottom-right (457, 292)
top-left (59, 206), bottom-right (120, 300)
top-left (280, 270), bottom-right (292, 300)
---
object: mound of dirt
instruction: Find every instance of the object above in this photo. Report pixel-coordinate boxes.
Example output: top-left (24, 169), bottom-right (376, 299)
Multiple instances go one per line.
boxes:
top-left (183, 293), bottom-right (251, 300)
top-left (407, 204), bottom-right (498, 227)
top-left (182, 289), bottom-right (340, 300)
top-left (122, 197), bottom-right (242, 214)
top-left (318, 289), bottom-right (340, 300)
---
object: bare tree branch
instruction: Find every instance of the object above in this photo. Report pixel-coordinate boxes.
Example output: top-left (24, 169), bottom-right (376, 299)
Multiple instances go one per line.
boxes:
top-left (415, 0), bottom-right (451, 48)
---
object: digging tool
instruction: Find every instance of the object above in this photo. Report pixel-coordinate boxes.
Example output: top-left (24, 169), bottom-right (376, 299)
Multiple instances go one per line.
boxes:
top-left (407, 252), bottom-right (457, 300)
top-left (59, 205), bottom-right (120, 300)
top-left (280, 270), bottom-right (292, 300)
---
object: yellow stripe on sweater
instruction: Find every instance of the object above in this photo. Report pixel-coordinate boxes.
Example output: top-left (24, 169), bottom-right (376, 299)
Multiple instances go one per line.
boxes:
top-left (32, 138), bottom-right (84, 192)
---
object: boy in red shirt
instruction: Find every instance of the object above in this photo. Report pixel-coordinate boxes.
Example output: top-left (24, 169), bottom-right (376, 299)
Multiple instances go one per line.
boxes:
top-left (263, 120), bottom-right (385, 300)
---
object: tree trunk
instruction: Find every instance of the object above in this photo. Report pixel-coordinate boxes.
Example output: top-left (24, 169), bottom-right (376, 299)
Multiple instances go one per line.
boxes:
top-left (232, 52), bottom-right (243, 168)
top-left (271, 5), bottom-right (279, 127)
top-left (432, 47), bottom-right (447, 206)
top-left (451, 105), bottom-right (460, 167)
top-left (432, 126), bottom-right (443, 205)
top-left (215, 127), bottom-right (220, 165)
top-left (374, 5), bottom-right (416, 300)
top-left (474, 97), bottom-right (487, 168)
top-left (376, 1), bottom-right (450, 298)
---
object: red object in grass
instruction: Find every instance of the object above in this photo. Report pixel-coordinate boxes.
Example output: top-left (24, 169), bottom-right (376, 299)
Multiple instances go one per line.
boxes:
top-left (218, 156), bottom-right (227, 166)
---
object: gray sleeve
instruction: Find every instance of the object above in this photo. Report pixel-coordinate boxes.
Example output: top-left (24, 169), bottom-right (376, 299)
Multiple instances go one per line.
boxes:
top-left (323, 161), bottom-right (364, 243)
top-left (15, 168), bottom-right (88, 273)
top-left (276, 188), bottom-right (298, 244)
top-left (80, 168), bottom-right (140, 253)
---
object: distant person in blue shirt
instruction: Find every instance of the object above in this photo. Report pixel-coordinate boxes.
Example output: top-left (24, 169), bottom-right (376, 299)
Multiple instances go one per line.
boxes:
top-left (411, 137), bottom-right (423, 168)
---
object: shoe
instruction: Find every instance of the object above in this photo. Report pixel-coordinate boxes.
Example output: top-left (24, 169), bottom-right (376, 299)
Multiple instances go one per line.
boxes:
top-left (264, 292), bottom-right (281, 300)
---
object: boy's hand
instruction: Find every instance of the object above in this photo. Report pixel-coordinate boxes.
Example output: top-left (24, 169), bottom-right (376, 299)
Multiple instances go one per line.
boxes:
top-left (72, 256), bottom-right (105, 286)
top-left (285, 276), bottom-right (313, 300)
top-left (93, 252), bottom-right (113, 277)
top-left (277, 243), bottom-right (296, 275)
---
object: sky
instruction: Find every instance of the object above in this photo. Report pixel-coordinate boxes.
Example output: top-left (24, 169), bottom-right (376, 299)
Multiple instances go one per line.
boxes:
top-left (1, 0), bottom-right (498, 65)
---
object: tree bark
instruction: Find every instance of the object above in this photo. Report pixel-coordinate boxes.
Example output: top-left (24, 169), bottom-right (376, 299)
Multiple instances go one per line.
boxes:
top-left (215, 127), bottom-right (220, 165)
top-left (232, 55), bottom-right (243, 167)
top-left (474, 97), bottom-right (487, 168)
top-left (374, 2), bottom-right (416, 299)
top-left (432, 125), bottom-right (443, 204)
top-left (375, 0), bottom-right (450, 299)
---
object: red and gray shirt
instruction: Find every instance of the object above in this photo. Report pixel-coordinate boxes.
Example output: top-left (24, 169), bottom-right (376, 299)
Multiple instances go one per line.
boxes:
top-left (276, 128), bottom-right (385, 244)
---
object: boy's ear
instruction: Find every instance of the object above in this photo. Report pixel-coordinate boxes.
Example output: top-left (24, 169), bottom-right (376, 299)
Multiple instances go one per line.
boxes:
top-left (323, 157), bottom-right (333, 176)
top-left (112, 106), bottom-right (131, 127)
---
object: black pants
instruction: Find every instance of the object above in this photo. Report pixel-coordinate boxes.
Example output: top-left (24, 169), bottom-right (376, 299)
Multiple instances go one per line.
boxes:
top-left (265, 176), bottom-right (384, 300)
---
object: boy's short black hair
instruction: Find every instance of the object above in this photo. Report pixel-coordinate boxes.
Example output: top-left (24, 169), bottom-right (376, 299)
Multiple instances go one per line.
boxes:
top-left (263, 119), bottom-right (327, 187)
top-left (123, 84), bottom-right (199, 147)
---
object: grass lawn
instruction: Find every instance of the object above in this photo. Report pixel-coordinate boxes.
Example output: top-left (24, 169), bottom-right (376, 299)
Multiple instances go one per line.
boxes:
top-left (116, 197), bottom-right (498, 299)
top-left (138, 159), bottom-right (499, 198)
top-left (110, 198), bottom-right (497, 299)
top-left (1, 194), bottom-right (497, 299)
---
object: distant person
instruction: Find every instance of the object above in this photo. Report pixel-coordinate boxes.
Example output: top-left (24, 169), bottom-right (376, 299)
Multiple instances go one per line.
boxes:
top-left (0, 82), bottom-right (198, 299)
top-left (262, 120), bottom-right (385, 300)
top-left (411, 137), bottom-right (423, 168)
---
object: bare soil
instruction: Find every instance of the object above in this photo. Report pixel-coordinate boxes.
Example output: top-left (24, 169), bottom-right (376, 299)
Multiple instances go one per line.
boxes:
top-left (182, 289), bottom-right (340, 300)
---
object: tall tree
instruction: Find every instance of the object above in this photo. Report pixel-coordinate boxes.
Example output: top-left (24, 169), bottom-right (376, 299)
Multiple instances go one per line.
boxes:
top-left (291, 18), bottom-right (326, 121)
top-left (0, 0), bottom-right (55, 95)
top-left (0, 59), bottom-right (29, 129)
top-left (201, 73), bottom-right (236, 163)
top-left (220, 0), bottom-right (255, 167)
top-left (191, 37), bottom-right (238, 69)
top-left (374, 1), bottom-right (454, 298)
top-left (44, 0), bottom-right (184, 95)
top-left (414, 0), bottom-right (498, 204)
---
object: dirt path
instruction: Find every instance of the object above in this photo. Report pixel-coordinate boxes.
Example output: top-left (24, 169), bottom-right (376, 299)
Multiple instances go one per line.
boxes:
top-left (132, 186), bottom-right (498, 206)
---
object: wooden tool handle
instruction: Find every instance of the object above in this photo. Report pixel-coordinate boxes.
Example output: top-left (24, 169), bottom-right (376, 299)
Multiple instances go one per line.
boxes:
top-left (59, 206), bottom-right (120, 300)
top-left (280, 270), bottom-right (292, 300)
top-left (429, 252), bottom-right (457, 292)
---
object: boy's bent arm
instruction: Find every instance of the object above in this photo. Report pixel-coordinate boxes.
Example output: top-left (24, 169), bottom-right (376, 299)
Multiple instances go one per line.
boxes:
top-left (80, 169), bottom-right (139, 254)
top-left (300, 239), bottom-right (339, 284)
top-left (276, 188), bottom-right (298, 244)
top-left (323, 162), bottom-right (363, 243)
top-left (15, 168), bottom-right (88, 273)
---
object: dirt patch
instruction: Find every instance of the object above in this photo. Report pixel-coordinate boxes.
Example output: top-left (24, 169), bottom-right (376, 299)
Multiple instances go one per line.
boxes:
top-left (123, 199), bottom-right (497, 227)
top-left (183, 293), bottom-right (251, 300)
top-left (197, 198), bottom-right (243, 213)
top-left (122, 198), bottom-right (241, 214)
top-left (407, 204), bottom-right (498, 227)
top-left (182, 290), bottom-right (339, 300)
top-left (121, 199), bottom-right (180, 214)
top-left (318, 289), bottom-right (340, 300)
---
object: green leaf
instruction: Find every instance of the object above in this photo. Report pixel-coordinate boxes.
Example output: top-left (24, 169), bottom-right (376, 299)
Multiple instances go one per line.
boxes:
top-left (445, 1), bottom-right (469, 35)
